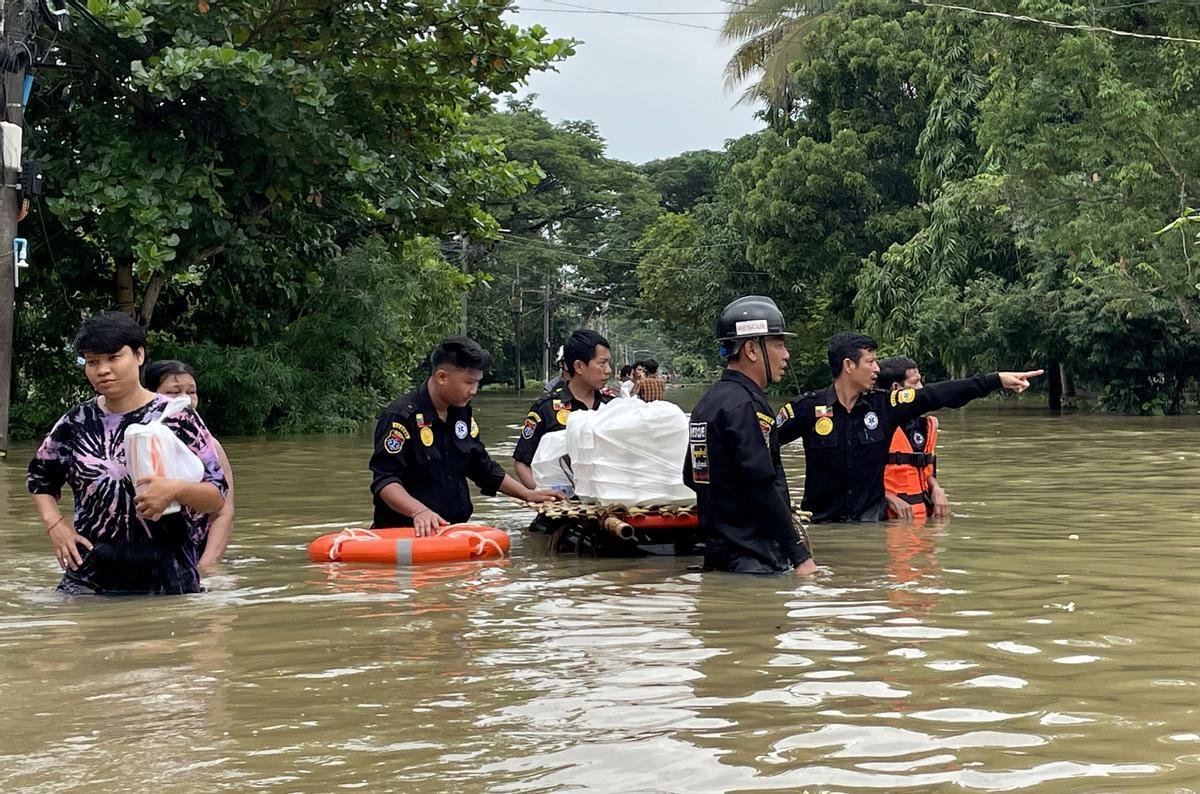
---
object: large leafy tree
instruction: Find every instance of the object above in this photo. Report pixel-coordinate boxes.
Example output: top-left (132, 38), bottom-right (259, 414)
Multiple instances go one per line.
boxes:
top-left (12, 1), bottom-right (573, 435)
top-left (854, 0), bottom-right (1200, 411)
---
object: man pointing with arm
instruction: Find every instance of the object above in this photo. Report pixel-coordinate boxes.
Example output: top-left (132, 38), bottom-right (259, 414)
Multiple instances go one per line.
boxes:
top-left (777, 331), bottom-right (1042, 523)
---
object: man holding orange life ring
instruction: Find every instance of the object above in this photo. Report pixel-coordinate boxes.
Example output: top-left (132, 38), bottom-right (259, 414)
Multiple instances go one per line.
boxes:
top-left (876, 356), bottom-right (949, 521)
top-left (369, 337), bottom-right (562, 537)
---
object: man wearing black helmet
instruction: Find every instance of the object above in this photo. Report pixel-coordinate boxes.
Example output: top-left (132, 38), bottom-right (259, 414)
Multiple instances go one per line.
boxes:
top-left (777, 331), bottom-right (1043, 523)
top-left (684, 296), bottom-right (817, 575)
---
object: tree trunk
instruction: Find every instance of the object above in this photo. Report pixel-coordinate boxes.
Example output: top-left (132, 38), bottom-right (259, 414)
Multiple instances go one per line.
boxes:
top-left (115, 261), bottom-right (136, 316)
top-left (139, 273), bottom-right (165, 328)
top-left (1048, 358), bottom-right (1063, 412)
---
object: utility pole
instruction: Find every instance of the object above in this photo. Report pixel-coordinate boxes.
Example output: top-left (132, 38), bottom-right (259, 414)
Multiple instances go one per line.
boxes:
top-left (0, 0), bottom-right (30, 458)
top-left (510, 282), bottom-right (522, 393)
top-left (541, 283), bottom-right (550, 385)
top-left (458, 235), bottom-right (468, 335)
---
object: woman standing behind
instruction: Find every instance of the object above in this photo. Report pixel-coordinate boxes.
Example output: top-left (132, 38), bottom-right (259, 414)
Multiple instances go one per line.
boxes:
top-left (145, 359), bottom-right (235, 572)
top-left (27, 312), bottom-right (227, 595)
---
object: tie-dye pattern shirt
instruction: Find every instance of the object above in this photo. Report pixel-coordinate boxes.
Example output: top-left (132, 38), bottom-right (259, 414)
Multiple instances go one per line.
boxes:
top-left (27, 394), bottom-right (228, 595)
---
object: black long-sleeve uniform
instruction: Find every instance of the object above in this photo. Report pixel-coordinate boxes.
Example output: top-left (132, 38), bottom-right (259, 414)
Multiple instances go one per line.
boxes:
top-left (368, 382), bottom-right (506, 528)
top-left (684, 369), bottom-right (811, 573)
top-left (776, 373), bottom-right (1002, 523)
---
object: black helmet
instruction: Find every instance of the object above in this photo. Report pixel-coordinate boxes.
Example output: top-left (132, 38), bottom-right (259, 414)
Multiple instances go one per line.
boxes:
top-left (716, 295), bottom-right (795, 342)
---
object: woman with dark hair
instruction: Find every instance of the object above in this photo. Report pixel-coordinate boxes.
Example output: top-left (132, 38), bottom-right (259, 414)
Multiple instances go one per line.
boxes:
top-left (27, 312), bottom-right (228, 595)
top-left (145, 359), bottom-right (235, 571)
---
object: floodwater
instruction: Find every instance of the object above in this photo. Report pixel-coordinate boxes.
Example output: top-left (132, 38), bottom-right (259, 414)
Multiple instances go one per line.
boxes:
top-left (1, 388), bottom-right (1198, 793)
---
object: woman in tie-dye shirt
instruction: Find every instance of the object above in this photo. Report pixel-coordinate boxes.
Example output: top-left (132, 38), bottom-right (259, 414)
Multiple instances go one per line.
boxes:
top-left (27, 312), bottom-right (227, 595)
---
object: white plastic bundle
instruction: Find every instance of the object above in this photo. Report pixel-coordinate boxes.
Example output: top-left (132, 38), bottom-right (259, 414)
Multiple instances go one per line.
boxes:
top-left (123, 395), bottom-right (206, 515)
top-left (530, 429), bottom-right (573, 492)
top-left (566, 398), bottom-right (692, 505)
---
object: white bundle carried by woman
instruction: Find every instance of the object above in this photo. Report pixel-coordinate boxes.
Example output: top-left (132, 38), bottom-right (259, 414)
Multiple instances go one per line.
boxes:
top-left (123, 395), bottom-right (206, 515)
top-left (566, 398), bottom-right (692, 505)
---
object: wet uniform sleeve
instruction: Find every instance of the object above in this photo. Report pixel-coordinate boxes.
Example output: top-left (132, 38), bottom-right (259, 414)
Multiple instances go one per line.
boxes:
top-left (369, 409), bottom-right (411, 497)
top-left (512, 403), bottom-right (548, 465)
top-left (886, 373), bottom-right (1002, 425)
top-left (163, 408), bottom-right (229, 498)
top-left (776, 398), bottom-right (809, 446)
top-left (26, 413), bottom-right (74, 499)
top-left (464, 419), bottom-right (506, 496)
top-left (728, 404), bottom-right (809, 566)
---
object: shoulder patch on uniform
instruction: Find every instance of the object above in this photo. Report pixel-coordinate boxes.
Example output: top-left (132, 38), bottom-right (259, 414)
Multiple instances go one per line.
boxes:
top-left (891, 388), bottom-right (916, 406)
top-left (688, 421), bottom-right (709, 484)
top-left (470, 417), bottom-right (479, 438)
top-left (775, 402), bottom-right (795, 426)
top-left (521, 413), bottom-right (539, 440)
top-left (384, 426), bottom-right (409, 454)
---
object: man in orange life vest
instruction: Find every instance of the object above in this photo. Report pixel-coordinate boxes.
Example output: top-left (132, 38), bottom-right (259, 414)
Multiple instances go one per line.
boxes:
top-left (877, 356), bottom-right (950, 521)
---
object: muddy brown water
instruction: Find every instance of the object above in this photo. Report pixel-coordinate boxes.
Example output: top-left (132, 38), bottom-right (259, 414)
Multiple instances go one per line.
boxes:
top-left (1, 388), bottom-right (1198, 792)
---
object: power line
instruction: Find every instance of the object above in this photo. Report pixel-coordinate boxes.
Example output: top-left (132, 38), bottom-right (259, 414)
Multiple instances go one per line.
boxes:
top-left (531, 0), bottom-right (724, 32)
top-left (490, 233), bottom-right (769, 276)
top-left (912, 0), bottom-right (1200, 45)
top-left (497, 230), bottom-right (746, 254)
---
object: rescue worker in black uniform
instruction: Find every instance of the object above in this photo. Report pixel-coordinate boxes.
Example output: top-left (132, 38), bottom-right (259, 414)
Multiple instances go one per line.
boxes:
top-left (369, 336), bottom-right (562, 536)
top-left (684, 296), bottom-right (817, 575)
top-left (513, 329), bottom-right (614, 490)
top-left (777, 331), bottom-right (1043, 523)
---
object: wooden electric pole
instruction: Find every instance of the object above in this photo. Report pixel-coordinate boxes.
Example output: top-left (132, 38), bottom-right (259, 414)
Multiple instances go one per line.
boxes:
top-left (0, 0), bottom-right (30, 457)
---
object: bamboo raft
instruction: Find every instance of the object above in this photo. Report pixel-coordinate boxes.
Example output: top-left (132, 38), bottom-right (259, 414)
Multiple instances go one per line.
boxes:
top-left (520, 500), bottom-right (813, 558)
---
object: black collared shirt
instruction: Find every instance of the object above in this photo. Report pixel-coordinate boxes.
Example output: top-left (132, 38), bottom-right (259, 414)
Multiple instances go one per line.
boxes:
top-left (513, 381), bottom-right (613, 465)
top-left (683, 369), bottom-right (810, 572)
top-left (369, 382), bottom-right (506, 528)
top-left (777, 373), bottom-right (1001, 523)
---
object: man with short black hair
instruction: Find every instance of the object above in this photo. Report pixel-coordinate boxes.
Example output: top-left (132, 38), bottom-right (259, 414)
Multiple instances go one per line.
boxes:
top-left (632, 358), bottom-right (666, 403)
top-left (778, 332), bottom-right (1042, 523)
top-left (369, 336), bottom-right (561, 536)
top-left (514, 329), bottom-right (614, 489)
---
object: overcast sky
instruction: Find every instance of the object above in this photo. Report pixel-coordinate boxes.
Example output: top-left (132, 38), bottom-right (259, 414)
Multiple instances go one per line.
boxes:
top-left (505, 0), bottom-right (764, 164)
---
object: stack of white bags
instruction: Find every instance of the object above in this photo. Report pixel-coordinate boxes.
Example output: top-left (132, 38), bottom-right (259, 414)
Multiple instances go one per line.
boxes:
top-left (530, 398), bottom-right (692, 505)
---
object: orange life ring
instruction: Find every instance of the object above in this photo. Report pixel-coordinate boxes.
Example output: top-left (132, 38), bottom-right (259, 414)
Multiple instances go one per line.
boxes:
top-left (307, 524), bottom-right (510, 565)
top-left (624, 513), bottom-right (699, 531)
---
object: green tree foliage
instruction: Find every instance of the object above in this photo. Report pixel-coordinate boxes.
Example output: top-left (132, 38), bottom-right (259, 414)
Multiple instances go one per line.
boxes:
top-left (720, 0), bottom-right (840, 125)
top-left (854, 0), bottom-right (1200, 412)
top-left (13, 1), bottom-right (572, 436)
top-left (461, 101), bottom-right (661, 385)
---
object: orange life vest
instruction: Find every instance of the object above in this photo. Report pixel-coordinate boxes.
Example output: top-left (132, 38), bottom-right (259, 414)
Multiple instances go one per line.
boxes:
top-left (884, 416), bottom-right (938, 519)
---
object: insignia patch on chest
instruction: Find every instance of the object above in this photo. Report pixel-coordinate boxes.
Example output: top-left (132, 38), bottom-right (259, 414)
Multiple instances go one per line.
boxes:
top-left (912, 431), bottom-right (925, 447)
top-left (455, 420), bottom-right (469, 439)
top-left (420, 426), bottom-right (434, 446)
top-left (555, 408), bottom-right (571, 426)
top-left (864, 411), bottom-right (879, 430)
top-left (815, 416), bottom-right (833, 436)
top-left (814, 404), bottom-right (833, 419)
